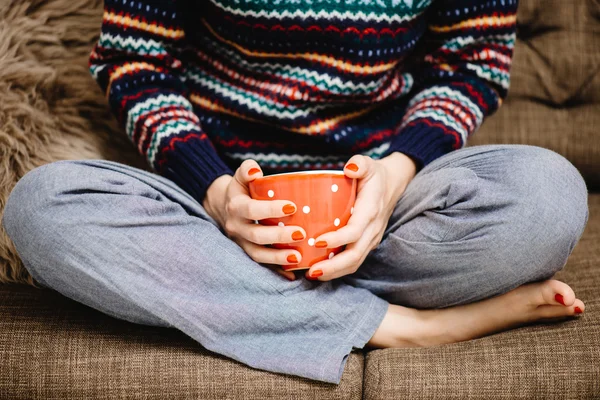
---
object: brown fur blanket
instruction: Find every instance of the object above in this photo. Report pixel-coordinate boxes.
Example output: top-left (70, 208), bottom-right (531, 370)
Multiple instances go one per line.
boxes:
top-left (0, 0), bottom-right (145, 285)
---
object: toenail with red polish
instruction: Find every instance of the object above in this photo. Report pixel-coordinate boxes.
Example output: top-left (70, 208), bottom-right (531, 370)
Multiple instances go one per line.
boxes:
top-left (575, 307), bottom-right (583, 314)
top-left (555, 293), bottom-right (565, 305)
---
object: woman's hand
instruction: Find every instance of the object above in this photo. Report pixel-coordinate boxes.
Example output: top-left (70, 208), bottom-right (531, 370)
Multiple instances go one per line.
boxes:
top-left (202, 160), bottom-right (306, 281)
top-left (305, 152), bottom-right (417, 281)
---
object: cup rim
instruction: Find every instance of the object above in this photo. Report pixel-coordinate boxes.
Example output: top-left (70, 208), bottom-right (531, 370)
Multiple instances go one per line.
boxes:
top-left (256, 170), bottom-right (345, 178)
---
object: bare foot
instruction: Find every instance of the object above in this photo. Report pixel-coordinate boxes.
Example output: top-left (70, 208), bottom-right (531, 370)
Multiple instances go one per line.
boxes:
top-left (368, 279), bottom-right (585, 349)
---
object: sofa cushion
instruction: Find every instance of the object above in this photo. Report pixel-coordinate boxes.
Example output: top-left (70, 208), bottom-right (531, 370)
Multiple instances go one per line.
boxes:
top-left (363, 194), bottom-right (600, 399)
top-left (0, 283), bottom-right (364, 399)
top-left (470, 0), bottom-right (600, 190)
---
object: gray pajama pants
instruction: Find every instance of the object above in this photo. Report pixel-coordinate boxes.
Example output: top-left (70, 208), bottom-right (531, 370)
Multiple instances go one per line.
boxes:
top-left (2, 145), bottom-right (589, 384)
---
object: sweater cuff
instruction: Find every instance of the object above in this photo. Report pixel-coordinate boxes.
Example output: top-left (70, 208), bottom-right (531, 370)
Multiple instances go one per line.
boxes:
top-left (382, 120), bottom-right (461, 170)
top-left (157, 133), bottom-right (234, 204)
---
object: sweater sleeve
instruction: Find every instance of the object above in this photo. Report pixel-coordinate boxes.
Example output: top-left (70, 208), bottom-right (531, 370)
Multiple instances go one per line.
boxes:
top-left (89, 0), bottom-right (233, 203)
top-left (383, 0), bottom-right (518, 168)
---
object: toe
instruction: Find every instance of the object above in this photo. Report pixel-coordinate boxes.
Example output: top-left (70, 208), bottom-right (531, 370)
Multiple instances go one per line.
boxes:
top-left (534, 298), bottom-right (585, 320)
top-left (539, 280), bottom-right (576, 307)
top-left (572, 299), bottom-right (585, 315)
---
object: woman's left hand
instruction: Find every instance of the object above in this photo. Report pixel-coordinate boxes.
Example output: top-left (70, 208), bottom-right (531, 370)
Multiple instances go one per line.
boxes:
top-left (305, 152), bottom-right (417, 281)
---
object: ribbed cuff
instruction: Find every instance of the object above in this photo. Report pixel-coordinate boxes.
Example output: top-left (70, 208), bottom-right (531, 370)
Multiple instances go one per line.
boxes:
top-left (159, 134), bottom-right (233, 204)
top-left (383, 121), bottom-right (460, 170)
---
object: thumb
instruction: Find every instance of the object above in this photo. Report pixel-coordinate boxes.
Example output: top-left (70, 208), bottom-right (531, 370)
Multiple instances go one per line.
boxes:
top-left (343, 155), bottom-right (373, 179)
top-left (235, 159), bottom-right (263, 187)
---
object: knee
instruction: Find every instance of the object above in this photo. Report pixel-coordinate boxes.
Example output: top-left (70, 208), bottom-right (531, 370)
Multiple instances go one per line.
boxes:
top-left (2, 160), bottom-right (95, 247)
top-left (498, 146), bottom-right (589, 279)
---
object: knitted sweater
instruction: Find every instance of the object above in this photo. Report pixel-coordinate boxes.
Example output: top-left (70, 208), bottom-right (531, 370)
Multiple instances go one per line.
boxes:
top-left (89, 0), bottom-right (518, 202)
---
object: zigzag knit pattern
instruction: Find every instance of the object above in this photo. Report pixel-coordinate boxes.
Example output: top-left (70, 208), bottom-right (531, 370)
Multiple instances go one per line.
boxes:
top-left (89, 0), bottom-right (518, 202)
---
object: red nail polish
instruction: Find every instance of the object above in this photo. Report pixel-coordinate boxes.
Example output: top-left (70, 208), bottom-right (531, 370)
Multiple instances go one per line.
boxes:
top-left (282, 204), bottom-right (296, 215)
top-left (575, 307), bottom-right (583, 314)
top-left (310, 269), bottom-right (323, 278)
top-left (555, 293), bottom-right (565, 306)
top-left (287, 254), bottom-right (298, 263)
top-left (292, 231), bottom-right (304, 241)
top-left (345, 163), bottom-right (359, 172)
top-left (315, 241), bottom-right (328, 248)
top-left (248, 168), bottom-right (261, 175)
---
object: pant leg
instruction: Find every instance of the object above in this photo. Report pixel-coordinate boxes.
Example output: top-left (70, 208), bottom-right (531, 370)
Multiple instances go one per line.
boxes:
top-left (343, 145), bottom-right (589, 309)
top-left (1, 160), bottom-right (388, 384)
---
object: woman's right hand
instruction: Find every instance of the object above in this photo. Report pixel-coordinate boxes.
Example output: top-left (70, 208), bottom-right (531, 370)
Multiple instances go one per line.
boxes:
top-left (202, 160), bottom-right (306, 280)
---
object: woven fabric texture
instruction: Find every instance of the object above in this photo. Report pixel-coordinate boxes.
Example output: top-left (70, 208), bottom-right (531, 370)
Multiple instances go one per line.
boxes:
top-left (0, 282), bottom-right (364, 399)
top-left (471, 0), bottom-right (600, 189)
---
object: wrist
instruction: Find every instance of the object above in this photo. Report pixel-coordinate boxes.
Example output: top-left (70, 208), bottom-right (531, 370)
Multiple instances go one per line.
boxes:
top-left (202, 174), bottom-right (233, 226)
top-left (378, 152), bottom-right (417, 203)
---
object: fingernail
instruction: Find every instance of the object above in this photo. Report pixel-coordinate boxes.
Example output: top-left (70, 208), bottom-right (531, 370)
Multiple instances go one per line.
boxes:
top-left (345, 163), bottom-right (359, 172)
top-left (282, 204), bottom-right (296, 215)
top-left (555, 293), bottom-right (565, 306)
top-left (575, 307), bottom-right (583, 314)
top-left (315, 241), bottom-right (328, 248)
top-left (248, 168), bottom-right (261, 175)
top-left (287, 254), bottom-right (298, 263)
top-left (310, 269), bottom-right (323, 278)
top-left (292, 231), bottom-right (305, 241)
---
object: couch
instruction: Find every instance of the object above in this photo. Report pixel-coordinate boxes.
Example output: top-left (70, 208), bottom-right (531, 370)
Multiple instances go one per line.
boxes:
top-left (0, 0), bottom-right (598, 398)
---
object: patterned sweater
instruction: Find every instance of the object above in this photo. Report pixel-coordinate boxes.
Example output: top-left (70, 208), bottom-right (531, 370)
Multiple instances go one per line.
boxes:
top-left (89, 0), bottom-right (518, 202)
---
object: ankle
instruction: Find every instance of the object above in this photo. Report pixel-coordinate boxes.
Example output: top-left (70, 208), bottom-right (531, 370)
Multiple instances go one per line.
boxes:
top-left (387, 305), bottom-right (432, 348)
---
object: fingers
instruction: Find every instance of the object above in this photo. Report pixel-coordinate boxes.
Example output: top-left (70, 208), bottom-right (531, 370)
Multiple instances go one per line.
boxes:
top-left (228, 160), bottom-right (297, 281)
top-left (312, 154), bottom-right (380, 249)
top-left (238, 239), bottom-right (302, 267)
top-left (235, 159), bottom-right (264, 187)
top-left (313, 187), bottom-right (381, 249)
top-left (230, 160), bottom-right (299, 221)
top-left (227, 218), bottom-right (307, 245)
top-left (306, 224), bottom-right (377, 281)
top-left (343, 154), bottom-right (374, 180)
top-left (275, 268), bottom-right (296, 281)
top-left (227, 196), bottom-right (298, 221)
top-left (238, 239), bottom-right (297, 281)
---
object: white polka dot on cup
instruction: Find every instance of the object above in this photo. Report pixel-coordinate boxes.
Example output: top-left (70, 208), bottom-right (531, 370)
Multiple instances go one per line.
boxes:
top-left (303, 206), bottom-right (310, 214)
top-left (331, 184), bottom-right (338, 193)
top-left (329, 252), bottom-right (334, 259)
top-left (268, 190), bottom-right (274, 198)
top-left (308, 238), bottom-right (315, 246)
top-left (278, 222), bottom-right (284, 227)
top-left (334, 218), bottom-right (340, 227)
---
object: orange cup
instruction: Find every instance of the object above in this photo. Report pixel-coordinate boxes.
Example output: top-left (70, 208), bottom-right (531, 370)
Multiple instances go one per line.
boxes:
top-left (249, 170), bottom-right (357, 270)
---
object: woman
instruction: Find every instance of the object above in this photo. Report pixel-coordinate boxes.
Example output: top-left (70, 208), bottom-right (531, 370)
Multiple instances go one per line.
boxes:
top-left (2, 0), bottom-right (589, 384)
